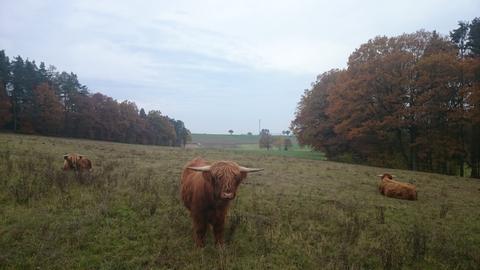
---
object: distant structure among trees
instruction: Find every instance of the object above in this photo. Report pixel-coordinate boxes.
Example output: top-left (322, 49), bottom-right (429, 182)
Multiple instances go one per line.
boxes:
top-left (291, 19), bottom-right (480, 178)
top-left (0, 50), bottom-right (190, 147)
top-left (284, 138), bottom-right (292, 151)
top-left (273, 136), bottom-right (292, 151)
top-left (273, 137), bottom-right (283, 150)
top-left (258, 129), bottom-right (273, 150)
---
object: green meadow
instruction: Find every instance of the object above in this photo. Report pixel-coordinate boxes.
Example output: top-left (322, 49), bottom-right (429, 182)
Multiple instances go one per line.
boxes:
top-left (1, 133), bottom-right (479, 269)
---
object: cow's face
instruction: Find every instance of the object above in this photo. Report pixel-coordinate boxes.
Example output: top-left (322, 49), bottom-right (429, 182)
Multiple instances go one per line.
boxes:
top-left (63, 154), bottom-right (74, 170)
top-left (63, 154), bottom-right (82, 170)
top-left (209, 162), bottom-right (246, 200)
top-left (378, 173), bottom-right (394, 180)
top-left (188, 161), bottom-right (263, 201)
top-left (63, 159), bottom-right (71, 170)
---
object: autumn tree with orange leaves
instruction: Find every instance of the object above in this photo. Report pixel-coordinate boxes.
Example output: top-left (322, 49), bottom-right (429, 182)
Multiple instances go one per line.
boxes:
top-left (0, 50), bottom-right (190, 147)
top-left (32, 82), bottom-right (63, 135)
top-left (292, 20), bottom-right (480, 178)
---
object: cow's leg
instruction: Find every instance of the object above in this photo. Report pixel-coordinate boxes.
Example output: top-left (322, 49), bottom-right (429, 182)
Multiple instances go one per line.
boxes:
top-left (213, 221), bottom-right (225, 246)
top-left (213, 210), bottom-right (227, 246)
top-left (192, 214), bottom-right (207, 247)
top-left (75, 170), bottom-right (83, 184)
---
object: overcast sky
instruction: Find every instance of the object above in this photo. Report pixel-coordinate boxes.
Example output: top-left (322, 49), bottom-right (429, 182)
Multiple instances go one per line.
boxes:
top-left (1, 0), bottom-right (478, 134)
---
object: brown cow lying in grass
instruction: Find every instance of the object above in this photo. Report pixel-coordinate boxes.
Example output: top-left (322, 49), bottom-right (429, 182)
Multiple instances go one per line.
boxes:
top-left (181, 157), bottom-right (263, 247)
top-left (63, 153), bottom-right (92, 172)
top-left (378, 173), bottom-right (417, 201)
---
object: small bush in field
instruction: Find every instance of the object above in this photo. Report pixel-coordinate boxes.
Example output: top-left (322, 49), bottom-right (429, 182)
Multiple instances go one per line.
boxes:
top-left (8, 175), bottom-right (34, 204)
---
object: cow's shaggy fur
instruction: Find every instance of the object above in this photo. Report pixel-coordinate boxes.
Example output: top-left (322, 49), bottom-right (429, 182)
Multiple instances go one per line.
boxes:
top-left (63, 153), bottom-right (92, 172)
top-left (378, 173), bottom-right (417, 201)
top-left (180, 157), bottom-right (258, 247)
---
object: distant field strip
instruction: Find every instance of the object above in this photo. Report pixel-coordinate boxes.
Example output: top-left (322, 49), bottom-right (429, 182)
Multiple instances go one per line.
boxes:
top-left (191, 134), bottom-right (263, 147)
top-left (191, 134), bottom-right (325, 160)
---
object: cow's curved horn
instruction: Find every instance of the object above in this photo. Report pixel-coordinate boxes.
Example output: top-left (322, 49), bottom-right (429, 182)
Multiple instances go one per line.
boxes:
top-left (377, 174), bottom-right (384, 177)
top-left (239, 166), bottom-right (264, 173)
top-left (188, 166), bottom-right (211, 172)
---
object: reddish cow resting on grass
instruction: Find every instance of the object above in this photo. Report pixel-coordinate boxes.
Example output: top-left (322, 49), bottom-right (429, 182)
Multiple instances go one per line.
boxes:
top-left (378, 173), bottom-right (417, 201)
top-left (63, 153), bottom-right (92, 172)
top-left (181, 157), bottom-right (263, 247)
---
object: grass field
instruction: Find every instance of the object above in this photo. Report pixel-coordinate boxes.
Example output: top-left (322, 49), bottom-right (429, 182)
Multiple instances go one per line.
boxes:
top-left (1, 133), bottom-right (480, 269)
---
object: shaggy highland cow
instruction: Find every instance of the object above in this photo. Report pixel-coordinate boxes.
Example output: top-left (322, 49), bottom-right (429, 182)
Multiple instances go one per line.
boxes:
top-left (378, 173), bottom-right (417, 201)
top-left (181, 157), bottom-right (263, 247)
top-left (63, 153), bottom-right (92, 172)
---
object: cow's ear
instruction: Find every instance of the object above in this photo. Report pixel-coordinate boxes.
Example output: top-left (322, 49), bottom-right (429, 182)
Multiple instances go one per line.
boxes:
top-left (240, 172), bottom-right (247, 180)
top-left (63, 155), bottom-right (69, 160)
top-left (78, 155), bottom-right (83, 159)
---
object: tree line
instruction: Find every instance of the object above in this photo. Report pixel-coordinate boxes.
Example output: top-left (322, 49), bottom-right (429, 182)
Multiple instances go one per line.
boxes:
top-left (292, 19), bottom-right (480, 178)
top-left (0, 51), bottom-right (190, 146)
